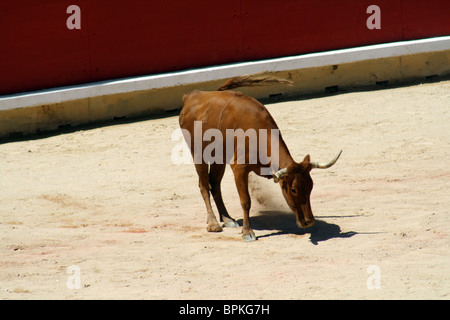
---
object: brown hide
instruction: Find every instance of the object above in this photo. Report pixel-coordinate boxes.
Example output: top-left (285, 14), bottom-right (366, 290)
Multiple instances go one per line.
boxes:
top-left (179, 89), bottom-right (294, 174)
top-left (179, 75), bottom-right (340, 241)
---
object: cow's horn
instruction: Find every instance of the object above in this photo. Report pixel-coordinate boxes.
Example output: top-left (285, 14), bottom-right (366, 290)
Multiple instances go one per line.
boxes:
top-left (310, 150), bottom-right (343, 169)
top-left (273, 168), bottom-right (288, 183)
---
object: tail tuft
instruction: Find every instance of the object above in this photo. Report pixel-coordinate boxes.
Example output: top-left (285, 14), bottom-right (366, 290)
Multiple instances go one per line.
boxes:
top-left (217, 73), bottom-right (293, 91)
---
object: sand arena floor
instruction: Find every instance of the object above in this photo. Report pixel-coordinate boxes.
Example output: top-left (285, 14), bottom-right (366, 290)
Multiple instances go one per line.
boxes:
top-left (1, 80), bottom-right (449, 299)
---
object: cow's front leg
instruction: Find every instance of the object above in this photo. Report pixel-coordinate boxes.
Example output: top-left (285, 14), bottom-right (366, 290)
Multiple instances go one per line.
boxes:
top-left (209, 163), bottom-right (239, 228)
top-left (232, 166), bottom-right (256, 241)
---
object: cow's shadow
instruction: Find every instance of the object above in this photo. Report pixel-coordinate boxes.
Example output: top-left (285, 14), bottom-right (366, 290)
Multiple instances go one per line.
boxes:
top-left (237, 210), bottom-right (357, 245)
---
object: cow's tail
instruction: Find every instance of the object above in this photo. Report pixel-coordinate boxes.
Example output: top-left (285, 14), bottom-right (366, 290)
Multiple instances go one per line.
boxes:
top-left (216, 73), bottom-right (293, 91)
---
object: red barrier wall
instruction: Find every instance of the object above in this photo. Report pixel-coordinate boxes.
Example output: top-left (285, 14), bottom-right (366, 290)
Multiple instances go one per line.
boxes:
top-left (1, 0), bottom-right (449, 95)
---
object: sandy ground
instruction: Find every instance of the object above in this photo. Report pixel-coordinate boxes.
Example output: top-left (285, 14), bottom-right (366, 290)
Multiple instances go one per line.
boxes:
top-left (1, 80), bottom-right (449, 300)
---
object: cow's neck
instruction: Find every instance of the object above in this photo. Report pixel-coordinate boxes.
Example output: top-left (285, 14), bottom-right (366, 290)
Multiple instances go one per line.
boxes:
top-left (277, 143), bottom-right (296, 169)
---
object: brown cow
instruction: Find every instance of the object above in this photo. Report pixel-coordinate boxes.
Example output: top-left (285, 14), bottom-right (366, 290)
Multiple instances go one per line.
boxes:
top-left (179, 74), bottom-right (342, 241)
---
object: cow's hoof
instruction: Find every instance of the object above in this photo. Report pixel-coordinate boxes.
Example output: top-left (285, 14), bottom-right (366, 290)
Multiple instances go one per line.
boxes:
top-left (207, 224), bottom-right (223, 232)
top-left (224, 220), bottom-right (239, 228)
top-left (243, 232), bottom-right (256, 242)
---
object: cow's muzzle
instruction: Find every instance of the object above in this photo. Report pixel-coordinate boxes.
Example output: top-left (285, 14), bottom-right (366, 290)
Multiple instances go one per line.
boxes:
top-left (296, 204), bottom-right (315, 228)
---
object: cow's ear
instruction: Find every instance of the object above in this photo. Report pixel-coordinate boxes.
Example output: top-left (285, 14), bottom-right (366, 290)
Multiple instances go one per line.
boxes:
top-left (301, 154), bottom-right (312, 171)
top-left (303, 154), bottom-right (311, 163)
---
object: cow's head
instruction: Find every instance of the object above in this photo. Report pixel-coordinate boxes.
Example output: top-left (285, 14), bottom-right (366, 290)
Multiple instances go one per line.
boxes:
top-left (273, 151), bottom-right (342, 228)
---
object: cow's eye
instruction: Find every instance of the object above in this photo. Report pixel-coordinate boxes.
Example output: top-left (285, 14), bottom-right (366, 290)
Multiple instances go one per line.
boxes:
top-left (291, 188), bottom-right (297, 195)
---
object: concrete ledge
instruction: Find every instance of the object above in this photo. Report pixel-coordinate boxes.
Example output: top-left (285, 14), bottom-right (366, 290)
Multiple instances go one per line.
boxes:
top-left (1, 36), bottom-right (450, 139)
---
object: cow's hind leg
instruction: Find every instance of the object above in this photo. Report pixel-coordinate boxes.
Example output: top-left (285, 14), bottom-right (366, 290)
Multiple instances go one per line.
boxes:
top-left (209, 164), bottom-right (239, 228)
top-left (195, 163), bottom-right (223, 232)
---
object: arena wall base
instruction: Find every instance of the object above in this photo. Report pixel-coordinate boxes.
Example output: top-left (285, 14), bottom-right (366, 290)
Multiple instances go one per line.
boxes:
top-left (1, 36), bottom-right (450, 139)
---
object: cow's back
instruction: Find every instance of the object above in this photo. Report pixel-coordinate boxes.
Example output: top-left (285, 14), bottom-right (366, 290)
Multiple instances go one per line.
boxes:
top-left (179, 90), bottom-right (279, 133)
